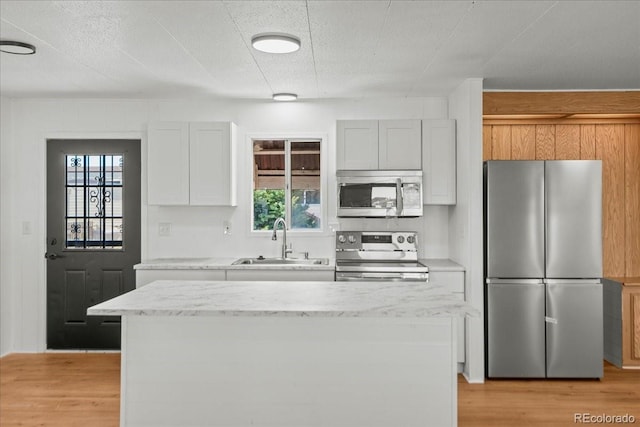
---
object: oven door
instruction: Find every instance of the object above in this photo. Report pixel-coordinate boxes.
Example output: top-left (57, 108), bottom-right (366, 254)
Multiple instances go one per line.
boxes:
top-left (335, 271), bottom-right (428, 282)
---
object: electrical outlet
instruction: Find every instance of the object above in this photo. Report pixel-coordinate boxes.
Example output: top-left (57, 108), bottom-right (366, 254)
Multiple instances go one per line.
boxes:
top-left (223, 221), bottom-right (232, 235)
top-left (22, 221), bottom-right (32, 235)
top-left (158, 223), bottom-right (172, 237)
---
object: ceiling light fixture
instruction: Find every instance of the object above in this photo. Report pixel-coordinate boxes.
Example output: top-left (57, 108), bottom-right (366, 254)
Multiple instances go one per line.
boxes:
top-left (0, 40), bottom-right (36, 55)
top-left (273, 93), bottom-right (297, 102)
top-left (251, 33), bottom-right (300, 54)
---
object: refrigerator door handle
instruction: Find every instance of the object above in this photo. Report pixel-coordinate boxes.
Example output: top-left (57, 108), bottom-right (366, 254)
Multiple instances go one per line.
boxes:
top-left (486, 278), bottom-right (544, 285)
top-left (544, 279), bottom-right (601, 285)
top-left (545, 316), bottom-right (558, 324)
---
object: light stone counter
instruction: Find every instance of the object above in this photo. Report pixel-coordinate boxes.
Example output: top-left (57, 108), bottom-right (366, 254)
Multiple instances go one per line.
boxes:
top-left (421, 258), bottom-right (466, 272)
top-left (88, 280), bottom-right (477, 318)
top-left (134, 257), bottom-right (336, 271)
top-left (134, 258), bottom-right (461, 272)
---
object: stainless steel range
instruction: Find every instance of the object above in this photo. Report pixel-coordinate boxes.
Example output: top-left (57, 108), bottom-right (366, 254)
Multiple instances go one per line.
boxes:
top-left (335, 231), bottom-right (428, 282)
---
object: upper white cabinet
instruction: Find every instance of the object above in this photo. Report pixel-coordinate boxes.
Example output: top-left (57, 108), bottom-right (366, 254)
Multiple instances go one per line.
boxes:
top-left (337, 119), bottom-right (421, 170)
top-left (148, 121), bottom-right (237, 206)
top-left (336, 120), bottom-right (378, 170)
top-left (422, 119), bottom-right (456, 205)
top-left (148, 122), bottom-right (190, 205)
top-left (189, 122), bottom-right (236, 206)
top-left (378, 120), bottom-right (422, 169)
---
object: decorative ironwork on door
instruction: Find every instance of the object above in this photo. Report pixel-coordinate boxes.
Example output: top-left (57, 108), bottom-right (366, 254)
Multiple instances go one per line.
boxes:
top-left (65, 154), bottom-right (124, 249)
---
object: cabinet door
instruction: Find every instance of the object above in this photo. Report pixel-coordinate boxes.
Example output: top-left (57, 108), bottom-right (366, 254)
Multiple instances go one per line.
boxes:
top-left (189, 122), bottom-right (236, 206)
top-left (148, 122), bottom-right (189, 205)
top-left (336, 120), bottom-right (379, 170)
top-left (422, 120), bottom-right (456, 204)
top-left (136, 269), bottom-right (226, 288)
top-left (622, 284), bottom-right (640, 367)
top-left (378, 120), bottom-right (422, 170)
top-left (226, 270), bottom-right (335, 281)
top-left (429, 271), bottom-right (465, 363)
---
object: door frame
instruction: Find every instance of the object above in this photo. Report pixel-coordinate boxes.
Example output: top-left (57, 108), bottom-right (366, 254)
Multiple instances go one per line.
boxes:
top-left (40, 131), bottom-right (147, 351)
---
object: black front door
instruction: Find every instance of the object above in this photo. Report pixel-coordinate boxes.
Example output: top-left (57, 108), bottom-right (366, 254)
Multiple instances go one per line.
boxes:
top-left (46, 139), bottom-right (141, 349)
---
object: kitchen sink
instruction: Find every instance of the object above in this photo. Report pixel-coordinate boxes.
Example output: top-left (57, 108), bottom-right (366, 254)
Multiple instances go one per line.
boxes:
top-left (232, 257), bottom-right (329, 266)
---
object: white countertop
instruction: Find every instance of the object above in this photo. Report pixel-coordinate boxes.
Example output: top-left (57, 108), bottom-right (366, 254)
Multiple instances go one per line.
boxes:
top-left (134, 257), bottom-right (335, 271)
top-left (134, 257), bottom-right (462, 272)
top-left (88, 280), bottom-right (478, 318)
top-left (420, 258), bottom-right (465, 272)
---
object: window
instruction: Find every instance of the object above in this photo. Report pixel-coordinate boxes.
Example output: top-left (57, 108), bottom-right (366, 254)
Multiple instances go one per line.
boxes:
top-left (65, 154), bottom-right (124, 249)
top-left (252, 139), bottom-right (322, 231)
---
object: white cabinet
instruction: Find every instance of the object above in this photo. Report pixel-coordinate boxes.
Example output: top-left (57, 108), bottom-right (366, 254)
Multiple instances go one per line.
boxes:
top-left (226, 269), bottom-right (335, 282)
top-left (189, 122), bottom-right (236, 206)
top-left (336, 120), bottom-right (378, 170)
top-left (148, 122), bottom-right (190, 205)
top-left (422, 120), bottom-right (456, 205)
top-left (379, 120), bottom-right (422, 169)
top-left (429, 271), bottom-right (465, 363)
top-left (136, 269), bottom-right (226, 288)
top-left (148, 121), bottom-right (237, 206)
top-left (337, 120), bottom-right (421, 170)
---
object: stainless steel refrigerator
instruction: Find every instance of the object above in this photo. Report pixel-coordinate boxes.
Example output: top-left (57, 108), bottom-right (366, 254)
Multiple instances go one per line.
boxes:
top-left (485, 160), bottom-right (603, 378)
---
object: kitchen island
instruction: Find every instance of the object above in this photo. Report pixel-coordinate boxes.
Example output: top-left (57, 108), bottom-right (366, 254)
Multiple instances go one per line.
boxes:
top-left (88, 280), bottom-right (477, 427)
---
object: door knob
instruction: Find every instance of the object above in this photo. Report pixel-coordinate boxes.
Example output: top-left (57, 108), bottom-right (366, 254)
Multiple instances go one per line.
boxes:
top-left (45, 252), bottom-right (65, 260)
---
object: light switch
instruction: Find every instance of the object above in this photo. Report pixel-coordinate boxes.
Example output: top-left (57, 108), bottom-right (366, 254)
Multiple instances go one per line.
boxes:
top-left (158, 223), bottom-right (172, 237)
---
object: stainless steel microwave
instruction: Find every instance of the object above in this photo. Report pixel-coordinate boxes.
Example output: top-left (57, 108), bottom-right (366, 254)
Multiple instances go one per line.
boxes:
top-left (337, 170), bottom-right (423, 217)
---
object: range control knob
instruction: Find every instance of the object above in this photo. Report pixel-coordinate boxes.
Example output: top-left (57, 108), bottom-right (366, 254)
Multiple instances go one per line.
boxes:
top-left (348, 235), bottom-right (357, 244)
top-left (407, 235), bottom-right (416, 244)
top-left (338, 234), bottom-right (346, 243)
top-left (397, 235), bottom-right (405, 243)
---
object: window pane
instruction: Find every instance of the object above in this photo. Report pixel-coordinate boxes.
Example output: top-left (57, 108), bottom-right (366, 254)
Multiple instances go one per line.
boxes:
top-left (66, 219), bottom-right (85, 247)
top-left (253, 140), bottom-right (285, 230)
top-left (65, 154), bottom-right (124, 249)
top-left (251, 139), bottom-right (322, 232)
top-left (291, 141), bottom-right (321, 229)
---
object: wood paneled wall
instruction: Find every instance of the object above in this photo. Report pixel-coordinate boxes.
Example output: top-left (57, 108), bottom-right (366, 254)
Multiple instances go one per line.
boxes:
top-left (483, 122), bottom-right (640, 277)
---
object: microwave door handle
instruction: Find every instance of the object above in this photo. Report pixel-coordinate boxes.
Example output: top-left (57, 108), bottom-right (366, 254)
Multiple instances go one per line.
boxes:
top-left (396, 178), bottom-right (403, 215)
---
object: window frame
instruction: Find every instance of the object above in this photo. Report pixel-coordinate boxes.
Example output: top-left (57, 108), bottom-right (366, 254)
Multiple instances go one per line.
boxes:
top-left (248, 133), bottom-right (327, 236)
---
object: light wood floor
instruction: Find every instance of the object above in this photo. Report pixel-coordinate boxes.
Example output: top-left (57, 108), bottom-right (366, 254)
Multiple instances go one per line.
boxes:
top-left (1, 353), bottom-right (639, 427)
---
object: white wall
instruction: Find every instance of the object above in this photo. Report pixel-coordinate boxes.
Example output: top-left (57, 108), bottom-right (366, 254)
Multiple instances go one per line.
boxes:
top-left (1, 96), bottom-right (453, 352)
top-left (1, 96), bottom-right (15, 356)
top-left (448, 78), bottom-right (484, 382)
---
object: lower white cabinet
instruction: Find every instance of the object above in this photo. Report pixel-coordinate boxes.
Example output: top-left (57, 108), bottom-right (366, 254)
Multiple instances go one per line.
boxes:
top-left (429, 271), bottom-right (465, 363)
top-left (136, 270), bottom-right (226, 288)
top-left (226, 270), bottom-right (335, 282)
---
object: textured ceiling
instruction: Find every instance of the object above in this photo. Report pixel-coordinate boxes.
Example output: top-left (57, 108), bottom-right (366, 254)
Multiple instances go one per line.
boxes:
top-left (1, 0), bottom-right (639, 99)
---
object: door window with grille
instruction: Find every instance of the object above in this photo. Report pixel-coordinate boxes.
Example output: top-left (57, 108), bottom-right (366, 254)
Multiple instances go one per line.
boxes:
top-left (65, 154), bottom-right (124, 249)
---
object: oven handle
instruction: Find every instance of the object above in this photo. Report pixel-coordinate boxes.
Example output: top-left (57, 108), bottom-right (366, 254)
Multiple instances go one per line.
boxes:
top-left (335, 272), bottom-right (427, 282)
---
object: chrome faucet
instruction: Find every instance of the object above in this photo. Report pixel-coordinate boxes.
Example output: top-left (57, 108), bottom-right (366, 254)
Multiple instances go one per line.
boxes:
top-left (272, 217), bottom-right (293, 259)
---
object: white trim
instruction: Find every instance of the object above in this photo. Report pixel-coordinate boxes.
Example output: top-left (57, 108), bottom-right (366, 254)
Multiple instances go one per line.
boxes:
top-left (245, 132), bottom-right (331, 237)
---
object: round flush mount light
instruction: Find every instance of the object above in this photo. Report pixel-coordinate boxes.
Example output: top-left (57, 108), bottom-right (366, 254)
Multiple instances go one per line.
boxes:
top-left (251, 33), bottom-right (300, 54)
top-left (273, 93), bottom-right (298, 102)
top-left (0, 40), bottom-right (36, 55)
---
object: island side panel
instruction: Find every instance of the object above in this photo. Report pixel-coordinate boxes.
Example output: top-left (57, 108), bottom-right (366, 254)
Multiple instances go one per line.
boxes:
top-left (120, 315), bottom-right (456, 427)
